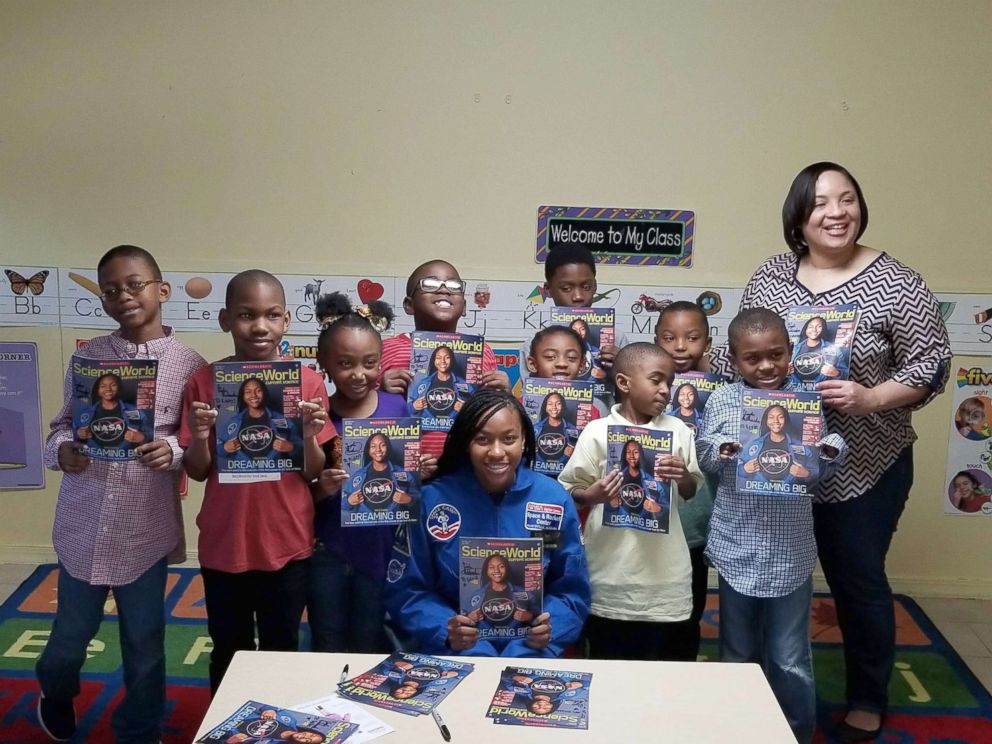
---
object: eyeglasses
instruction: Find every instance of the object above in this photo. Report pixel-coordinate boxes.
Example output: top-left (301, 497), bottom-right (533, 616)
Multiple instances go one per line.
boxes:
top-left (99, 279), bottom-right (162, 302)
top-left (416, 278), bottom-right (466, 294)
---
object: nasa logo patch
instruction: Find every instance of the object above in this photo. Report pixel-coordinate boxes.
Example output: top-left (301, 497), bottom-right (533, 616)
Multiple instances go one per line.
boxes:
top-left (386, 558), bottom-right (405, 583)
top-left (427, 503), bottom-right (461, 541)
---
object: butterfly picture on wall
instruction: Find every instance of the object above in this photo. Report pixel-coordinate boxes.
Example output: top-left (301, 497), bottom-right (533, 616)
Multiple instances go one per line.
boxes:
top-left (4, 269), bottom-right (50, 296)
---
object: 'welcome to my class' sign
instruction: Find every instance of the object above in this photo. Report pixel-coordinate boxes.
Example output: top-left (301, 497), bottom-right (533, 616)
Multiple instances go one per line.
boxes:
top-left (536, 205), bottom-right (695, 268)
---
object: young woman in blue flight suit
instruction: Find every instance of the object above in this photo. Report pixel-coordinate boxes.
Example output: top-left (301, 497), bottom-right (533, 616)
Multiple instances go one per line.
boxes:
top-left (384, 389), bottom-right (590, 657)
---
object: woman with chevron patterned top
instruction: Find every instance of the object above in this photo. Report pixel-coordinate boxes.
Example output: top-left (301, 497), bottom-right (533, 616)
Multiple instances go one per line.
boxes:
top-left (711, 162), bottom-right (951, 741)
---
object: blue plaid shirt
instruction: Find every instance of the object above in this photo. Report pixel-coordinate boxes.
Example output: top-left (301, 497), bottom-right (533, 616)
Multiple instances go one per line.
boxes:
top-left (697, 381), bottom-right (847, 597)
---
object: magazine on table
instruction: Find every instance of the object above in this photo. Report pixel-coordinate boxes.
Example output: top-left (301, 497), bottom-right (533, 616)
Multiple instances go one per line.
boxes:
top-left (340, 416), bottom-right (420, 526)
top-left (737, 388), bottom-right (824, 497)
top-left (196, 699), bottom-right (360, 743)
top-left (337, 652), bottom-right (474, 717)
top-left (70, 356), bottom-right (157, 461)
top-left (601, 424), bottom-right (672, 533)
top-left (407, 331), bottom-right (483, 432)
top-left (458, 536), bottom-right (543, 640)
top-left (486, 666), bottom-right (592, 729)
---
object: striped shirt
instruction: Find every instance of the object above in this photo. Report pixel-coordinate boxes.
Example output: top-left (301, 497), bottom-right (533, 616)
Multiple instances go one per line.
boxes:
top-left (711, 252), bottom-right (950, 503)
top-left (378, 332), bottom-right (499, 459)
top-left (698, 381), bottom-right (847, 597)
top-left (44, 329), bottom-right (207, 586)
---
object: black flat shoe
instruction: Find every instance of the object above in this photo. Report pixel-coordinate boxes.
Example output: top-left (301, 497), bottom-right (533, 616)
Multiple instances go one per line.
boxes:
top-left (833, 719), bottom-right (882, 742)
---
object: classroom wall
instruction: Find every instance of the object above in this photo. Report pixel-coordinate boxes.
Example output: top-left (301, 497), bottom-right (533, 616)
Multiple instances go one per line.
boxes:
top-left (2, 1), bottom-right (990, 595)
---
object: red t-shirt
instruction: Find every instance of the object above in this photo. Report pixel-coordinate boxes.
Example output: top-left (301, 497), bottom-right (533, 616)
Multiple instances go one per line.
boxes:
top-left (179, 364), bottom-right (335, 572)
top-left (378, 333), bottom-right (498, 459)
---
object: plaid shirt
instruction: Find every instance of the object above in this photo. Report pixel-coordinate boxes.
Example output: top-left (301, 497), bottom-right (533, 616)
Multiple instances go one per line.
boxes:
top-left (697, 381), bottom-right (847, 597)
top-left (44, 328), bottom-right (207, 586)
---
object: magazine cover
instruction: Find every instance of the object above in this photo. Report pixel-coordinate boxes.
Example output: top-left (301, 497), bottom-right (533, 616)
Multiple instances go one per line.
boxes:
top-left (601, 425), bottom-right (672, 533)
top-left (458, 537), bottom-right (543, 640)
top-left (196, 700), bottom-right (360, 743)
top-left (737, 388), bottom-right (824, 497)
top-left (785, 303), bottom-right (859, 391)
top-left (337, 652), bottom-right (474, 717)
top-left (549, 306), bottom-right (616, 403)
top-left (486, 666), bottom-right (592, 729)
top-left (341, 417), bottom-right (421, 527)
top-left (407, 331), bottom-right (483, 433)
top-left (70, 356), bottom-right (157, 461)
top-left (522, 377), bottom-right (595, 476)
top-left (213, 360), bottom-right (304, 481)
top-left (666, 371), bottom-right (725, 435)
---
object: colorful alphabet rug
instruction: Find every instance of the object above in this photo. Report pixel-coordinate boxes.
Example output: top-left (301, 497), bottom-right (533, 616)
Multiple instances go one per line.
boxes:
top-left (0, 566), bottom-right (990, 742)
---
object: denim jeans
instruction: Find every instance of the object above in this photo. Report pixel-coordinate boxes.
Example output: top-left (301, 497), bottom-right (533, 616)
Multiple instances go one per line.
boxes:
top-left (36, 558), bottom-right (167, 744)
top-left (307, 542), bottom-right (389, 653)
top-left (719, 576), bottom-right (815, 744)
top-left (201, 558), bottom-right (309, 694)
top-left (813, 446), bottom-right (912, 714)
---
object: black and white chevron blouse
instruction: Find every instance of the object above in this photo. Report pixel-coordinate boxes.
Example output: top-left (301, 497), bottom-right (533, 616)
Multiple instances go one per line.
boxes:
top-left (714, 251), bottom-right (951, 503)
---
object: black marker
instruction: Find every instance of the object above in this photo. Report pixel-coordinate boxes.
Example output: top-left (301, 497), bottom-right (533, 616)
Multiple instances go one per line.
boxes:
top-left (432, 709), bottom-right (451, 741)
top-left (339, 663), bottom-right (349, 684)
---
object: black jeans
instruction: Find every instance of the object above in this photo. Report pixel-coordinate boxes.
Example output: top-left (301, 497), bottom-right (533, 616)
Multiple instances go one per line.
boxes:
top-left (201, 558), bottom-right (309, 694)
top-left (585, 613), bottom-right (698, 661)
top-left (813, 447), bottom-right (912, 713)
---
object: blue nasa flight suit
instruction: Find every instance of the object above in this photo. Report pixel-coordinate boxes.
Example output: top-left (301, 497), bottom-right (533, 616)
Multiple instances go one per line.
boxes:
top-left (384, 464), bottom-right (590, 657)
top-left (221, 407), bottom-right (297, 462)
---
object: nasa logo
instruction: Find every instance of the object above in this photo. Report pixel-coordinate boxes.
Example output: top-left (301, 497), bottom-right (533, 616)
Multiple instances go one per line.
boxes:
top-left (759, 448), bottom-right (790, 476)
top-left (363, 477), bottom-right (395, 507)
top-left (407, 666), bottom-right (441, 682)
top-left (427, 504), bottom-right (461, 541)
top-left (620, 483), bottom-right (644, 509)
top-left (482, 597), bottom-right (514, 622)
top-left (532, 678), bottom-right (567, 695)
top-left (794, 351), bottom-right (823, 376)
top-left (386, 558), bottom-right (405, 583)
top-left (91, 417), bottom-right (125, 442)
top-left (245, 719), bottom-right (279, 736)
top-left (537, 432), bottom-right (566, 457)
top-left (427, 387), bottom-right (456, 413)
top-left (239, 425), bottom-right (274, 453)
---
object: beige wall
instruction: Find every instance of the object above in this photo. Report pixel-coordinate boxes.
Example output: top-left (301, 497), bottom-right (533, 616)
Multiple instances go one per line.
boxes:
top-left (1, 1), bottom-right (990, 594)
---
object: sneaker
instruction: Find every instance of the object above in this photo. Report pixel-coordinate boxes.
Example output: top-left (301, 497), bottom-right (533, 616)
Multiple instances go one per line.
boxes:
top-left (37, 694), bottom-right (76, 741)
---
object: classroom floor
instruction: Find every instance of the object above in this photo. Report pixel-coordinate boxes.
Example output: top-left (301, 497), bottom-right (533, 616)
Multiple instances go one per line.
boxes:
top-left (2, 562), bottom-right (990, 695)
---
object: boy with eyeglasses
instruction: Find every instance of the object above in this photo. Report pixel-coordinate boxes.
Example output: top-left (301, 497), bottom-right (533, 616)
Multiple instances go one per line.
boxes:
top-left (378, 259), bottom-right (510, 462)
top-left (36, 245), bottom-right (206, 743)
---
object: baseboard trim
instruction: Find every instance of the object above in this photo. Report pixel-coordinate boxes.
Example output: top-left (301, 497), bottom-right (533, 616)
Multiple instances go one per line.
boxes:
top-left (3, 548), bottom-right (991, 599)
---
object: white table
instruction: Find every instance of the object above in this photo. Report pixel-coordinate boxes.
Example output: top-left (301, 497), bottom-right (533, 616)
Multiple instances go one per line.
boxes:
top-left (195, 651), bottom-right (795, 742)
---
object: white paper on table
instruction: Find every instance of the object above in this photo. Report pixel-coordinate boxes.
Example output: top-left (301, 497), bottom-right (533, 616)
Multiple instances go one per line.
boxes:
top-left (292, 694), bottom-right (395, 742)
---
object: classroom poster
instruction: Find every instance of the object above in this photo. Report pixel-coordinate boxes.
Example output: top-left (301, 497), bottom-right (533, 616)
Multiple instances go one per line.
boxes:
top-left (0, 342), bottom-right (44, 488)
top-left (944, 365), bottom-right (992, 516)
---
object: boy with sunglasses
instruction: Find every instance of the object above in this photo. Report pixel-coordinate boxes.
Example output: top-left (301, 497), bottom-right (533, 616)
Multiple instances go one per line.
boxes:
top-left (378, 260), bottom-right (510, 461)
